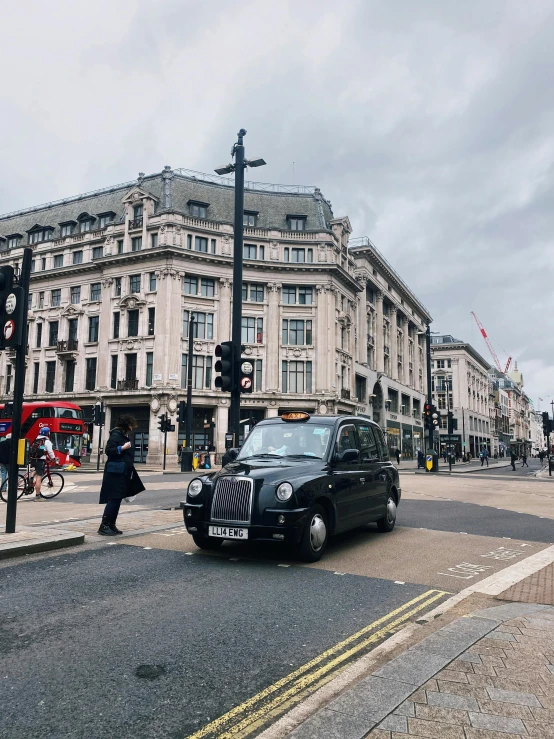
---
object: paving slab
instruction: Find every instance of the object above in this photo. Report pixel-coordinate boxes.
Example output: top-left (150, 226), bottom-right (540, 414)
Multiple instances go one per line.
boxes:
top-left (496, 561), bottom-right (554, 605)
top-left (278, 604), bottom-right (554, 739)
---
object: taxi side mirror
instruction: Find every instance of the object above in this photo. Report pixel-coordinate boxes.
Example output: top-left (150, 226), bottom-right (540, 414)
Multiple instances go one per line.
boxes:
top-left (228, 448), bottom-right (239, 461)
top-left (334, 448), bottom-right (359, 464)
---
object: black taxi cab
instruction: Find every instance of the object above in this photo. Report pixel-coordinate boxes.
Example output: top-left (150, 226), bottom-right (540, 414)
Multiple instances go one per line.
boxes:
top-left (183, 412), bottom-right (400, 561)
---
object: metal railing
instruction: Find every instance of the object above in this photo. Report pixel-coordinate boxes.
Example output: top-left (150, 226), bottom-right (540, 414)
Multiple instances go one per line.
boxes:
top-left (56, 339), bottom-right (78, 352)
top-left (117, 379), bottom-right (139, 391)
top-left (128, 218), bottom-right (143, 230)
top-left (340, 388), bottom-right (351, 400)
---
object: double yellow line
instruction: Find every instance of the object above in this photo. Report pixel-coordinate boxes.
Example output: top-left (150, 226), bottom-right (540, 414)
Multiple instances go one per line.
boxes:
top-left (185, 589), bottom-right (448, 739)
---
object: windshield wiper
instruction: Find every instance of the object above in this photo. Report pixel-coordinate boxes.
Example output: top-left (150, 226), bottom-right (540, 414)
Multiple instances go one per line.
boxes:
top-left (239, 453), bottom-right (282, 460)
top-left (282, 453), bottom-right (323, 459)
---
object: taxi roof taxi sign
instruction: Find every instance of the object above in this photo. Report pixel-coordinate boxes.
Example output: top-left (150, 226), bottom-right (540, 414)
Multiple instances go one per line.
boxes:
top-left (281, 411), bottom-right (311, 422)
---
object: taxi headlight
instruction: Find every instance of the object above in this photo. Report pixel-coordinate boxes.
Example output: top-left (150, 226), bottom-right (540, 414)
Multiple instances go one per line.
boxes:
top-left (276, 482), bottom-right (293, 502)
top-left (188, 478), bottom-right (203, 497)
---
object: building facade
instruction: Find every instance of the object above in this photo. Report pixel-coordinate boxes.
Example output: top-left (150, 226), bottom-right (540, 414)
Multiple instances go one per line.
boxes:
top-left (430, 335), bottom-right (493, 457)
top-left (0, 168), bottom-right (430, 465)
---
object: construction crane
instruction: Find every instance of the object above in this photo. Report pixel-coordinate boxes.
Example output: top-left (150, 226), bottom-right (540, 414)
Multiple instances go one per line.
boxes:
top-left (471, 312), bottom-right (512, 373)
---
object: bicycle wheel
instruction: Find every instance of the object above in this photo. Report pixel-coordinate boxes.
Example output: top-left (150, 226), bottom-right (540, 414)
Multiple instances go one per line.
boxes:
top-left (40, 472), bottom-right (65, 499)
top-left (0, 475), bottom-right (27, 503)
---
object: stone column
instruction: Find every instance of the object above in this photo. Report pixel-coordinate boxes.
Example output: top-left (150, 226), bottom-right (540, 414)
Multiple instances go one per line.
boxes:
top-left (375, 291), bottom-right (384, 373)
top-left (356, 277), bottom-right (367, 364)
top-left (414, 327), bottom-right (421, 391)
top-left (390, 307), bottom-right (398, 381)
top-left (327, 286), bottom-right (338, 392)
top-left (314, 285), bottom-right (328, 391)
top-left (218, 278), bottom-right (232, 341)
top-left (403, 317), bottom-right (410, 385)
top-left (159, 268), bottom-right (183, 384)
top-left (266, 282), bottom-right (281, 392)
top-left (215, 403), bottom-right (228, 455)
top-left (97, 278), bottom-right (114, 388)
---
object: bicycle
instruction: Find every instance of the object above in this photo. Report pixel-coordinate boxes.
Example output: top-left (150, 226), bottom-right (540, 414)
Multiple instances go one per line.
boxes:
top-left (0, 460), bottom-right (65, 502)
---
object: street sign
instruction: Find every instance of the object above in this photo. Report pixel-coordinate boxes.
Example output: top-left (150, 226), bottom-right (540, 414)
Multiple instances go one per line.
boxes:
top-left (5, 293), bottom-right (16, 315)
top-left (3, 320), bottom-right (14, 341)
top-left (425, 454), bottom-right (433, 471)
top-left (240, 376), bottom-right (252, 390)
top-left (241, 361), bottom-right (253, 375)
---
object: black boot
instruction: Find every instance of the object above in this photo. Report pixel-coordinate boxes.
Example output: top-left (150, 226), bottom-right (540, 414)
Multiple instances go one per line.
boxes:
top-left (109, 522), bottom-right (123, 535)
top-left (98, 516), bottom-right (118, 536)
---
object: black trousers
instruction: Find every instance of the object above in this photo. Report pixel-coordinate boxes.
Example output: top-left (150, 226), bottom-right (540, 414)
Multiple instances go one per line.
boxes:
top-left (103, 498), bottom-right (122, 522)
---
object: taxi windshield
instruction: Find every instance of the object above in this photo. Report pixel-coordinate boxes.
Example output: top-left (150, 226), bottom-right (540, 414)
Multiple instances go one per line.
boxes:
top-left (238, 423), bottom-right (331, 460)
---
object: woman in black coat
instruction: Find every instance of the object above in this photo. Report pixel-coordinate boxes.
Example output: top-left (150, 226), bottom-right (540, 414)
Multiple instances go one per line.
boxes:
top-left (98, 414), bottom-right (145, 536)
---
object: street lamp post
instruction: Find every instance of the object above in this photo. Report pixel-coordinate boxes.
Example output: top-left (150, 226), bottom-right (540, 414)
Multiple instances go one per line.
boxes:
top-left (215, 130), bottom-right (265, 444)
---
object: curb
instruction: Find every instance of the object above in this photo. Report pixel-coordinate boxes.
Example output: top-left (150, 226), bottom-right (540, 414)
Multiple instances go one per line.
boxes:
top-left (0, 529), bottom-right (85, 560)
top-left (277, 603), bottom-right (554, 739)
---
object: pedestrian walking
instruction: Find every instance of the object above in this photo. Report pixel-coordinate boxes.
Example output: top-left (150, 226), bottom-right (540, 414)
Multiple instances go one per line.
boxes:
top-left (480, 448), bottom-right (489, 467)
top-left (417, 449), bottom-right (424, 469)
top-left (510, 449), bottom-right (517, 471)
top-left (0, 433), bottom-right (11, 489)
top-left (98, 414), bottom-right (145, 536)
top-left (521, 452), bottom-right (529, 467)
top-left (539, 450), bottom-right (545, 466)
top-left (395, 448), bottom-right (401, 465)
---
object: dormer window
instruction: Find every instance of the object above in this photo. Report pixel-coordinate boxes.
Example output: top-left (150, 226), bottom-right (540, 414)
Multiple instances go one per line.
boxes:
top-left (133, 204), bottom-right (143, 220)
top-left (28, 226), bottom-right (53, 245)
top-left (98, 211), bottom-right (116, 228)
top-left (188, 200), bottom-right (209, 219)
top-left (287, 215), bottom-right (306, 232)
top-left (77, 213), bottom-right (95, 233)
top-left (60, 221), bottom-right (76, 237)
top-left (7, 234), bottom-right (21, 249)
top-left (243, 211), bottom-right (258, 227)
top-left (0, 237), bottom-right (6, 253)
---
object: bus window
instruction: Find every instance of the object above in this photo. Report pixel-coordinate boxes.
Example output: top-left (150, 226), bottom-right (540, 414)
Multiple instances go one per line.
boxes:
top-left (55, 407), bottom-right (83, 420)
top-left (50, 433), bottom-right (83, 459)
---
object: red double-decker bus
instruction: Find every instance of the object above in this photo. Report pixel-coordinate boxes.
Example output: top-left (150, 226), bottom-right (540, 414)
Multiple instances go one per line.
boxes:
top-left (0, 401), bottom-right (85, 466)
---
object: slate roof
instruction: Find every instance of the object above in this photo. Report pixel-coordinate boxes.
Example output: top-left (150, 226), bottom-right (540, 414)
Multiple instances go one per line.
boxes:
top-left (0, 169), bottom-right (334, 243)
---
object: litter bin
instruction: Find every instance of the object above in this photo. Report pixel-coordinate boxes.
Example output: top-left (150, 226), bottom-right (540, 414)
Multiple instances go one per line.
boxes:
top-left (181, 447), bottom-right (193, 472)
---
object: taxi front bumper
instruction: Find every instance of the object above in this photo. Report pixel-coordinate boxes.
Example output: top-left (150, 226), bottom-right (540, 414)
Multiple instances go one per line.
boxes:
top-left (183, 503), bottom-right (310, 543)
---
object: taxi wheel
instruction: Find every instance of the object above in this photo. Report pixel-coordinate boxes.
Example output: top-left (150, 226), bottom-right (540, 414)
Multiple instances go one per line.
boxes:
top-left (377, 492), bottom-right (397, 533)
top-left (192, 532), bottom-right (224, 550)
top-left (298, 504), bottom-right (328, 562)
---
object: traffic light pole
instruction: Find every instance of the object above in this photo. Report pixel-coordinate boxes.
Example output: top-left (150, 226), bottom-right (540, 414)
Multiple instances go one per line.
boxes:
top-left (185, 317), bottom-right (195, 449)
top-left (5, 248), bottom-right (32, 534)
top-left (230, 130), bottom-right (246, 445)
top-left (425, 323), bottom-right (433, 453)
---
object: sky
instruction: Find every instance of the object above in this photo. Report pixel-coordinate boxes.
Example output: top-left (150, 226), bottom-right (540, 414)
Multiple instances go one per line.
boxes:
top-left (1, 0), bottom-right (553, 406)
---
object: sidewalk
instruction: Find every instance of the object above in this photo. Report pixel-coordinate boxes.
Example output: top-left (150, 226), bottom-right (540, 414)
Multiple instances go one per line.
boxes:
top-left (0, 526), bottom-right (85, 560)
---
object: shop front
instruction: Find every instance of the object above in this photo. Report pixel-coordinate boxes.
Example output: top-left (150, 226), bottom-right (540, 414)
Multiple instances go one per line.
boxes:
top-left (178, 406), bottom-right (216, 453)
top-left (80, 404), bottom-right (95, 462)
top-left (401, 425), bottom-right (413, 460)
top-left (386, 421), bottom-right (401, 458)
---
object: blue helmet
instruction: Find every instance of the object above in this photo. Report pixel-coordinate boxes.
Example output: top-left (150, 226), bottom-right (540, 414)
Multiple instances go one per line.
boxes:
top-left (39, 427), bottom-right (51, 435)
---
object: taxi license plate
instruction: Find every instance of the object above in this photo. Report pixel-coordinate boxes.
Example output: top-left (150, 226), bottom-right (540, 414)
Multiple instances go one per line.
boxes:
top-left (209, 525), bottom-right (248, 539)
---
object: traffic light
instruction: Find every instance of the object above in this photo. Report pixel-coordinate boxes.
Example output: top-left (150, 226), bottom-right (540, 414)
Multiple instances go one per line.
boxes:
top-left (424, 403), bottom-right (433, 429)
top-left (0, 265), bottom-right (21, 350)
top-left (239, 347), bottom-right (253, 394)
top-left (215, 341), bottom-right (234, 391)
top-left (447, 411), bottom-right (454, 435)
top-left (178, 400), bottom-right (186, 424)
top-left (94, 403), bottom-right (105, 426)
top-left (542, 412), bottom-right (552, 435)
top-left (158, 413), bottom-right (167, 433)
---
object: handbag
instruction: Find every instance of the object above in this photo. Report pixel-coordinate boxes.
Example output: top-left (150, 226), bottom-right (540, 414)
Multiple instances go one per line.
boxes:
top-left (106, 460), bottom-right (126, 474)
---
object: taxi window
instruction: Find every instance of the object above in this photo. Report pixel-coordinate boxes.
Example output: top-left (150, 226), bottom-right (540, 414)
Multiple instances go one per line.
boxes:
top-left (336, 425), bottom-right (357, 454)
top-left (356, 424), bottom-right (379, 461)
top-left (374, 427), bottom-right (389, 460)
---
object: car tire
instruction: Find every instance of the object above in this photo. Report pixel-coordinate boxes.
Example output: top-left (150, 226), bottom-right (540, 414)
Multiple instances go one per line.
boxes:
top-left (191, 532), bottom-right (224, 550)
top-left (297, 504), bottom-right (328, 562)
top-left (377, 492), bottom-right (397, 533)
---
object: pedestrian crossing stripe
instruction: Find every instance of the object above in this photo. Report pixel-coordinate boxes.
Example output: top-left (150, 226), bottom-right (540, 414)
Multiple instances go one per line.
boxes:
top-left (184, 589), bottom-right (450, 739)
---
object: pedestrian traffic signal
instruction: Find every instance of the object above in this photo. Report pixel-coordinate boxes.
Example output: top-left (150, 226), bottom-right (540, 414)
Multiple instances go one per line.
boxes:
top-left (94, 403), bottom-right (105, 426)
top-left (542, 412), bottom-right (552, 435)
top-left (178, 400), bottom-right (186, 424)
top-left (447, 411), bottom-right (456, 435)
top-left (215, 341), bottom-right (234, 391)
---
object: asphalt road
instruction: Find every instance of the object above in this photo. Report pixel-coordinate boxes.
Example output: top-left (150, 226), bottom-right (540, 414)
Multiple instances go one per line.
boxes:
top-left (3, 469), bottom-right (553, 738)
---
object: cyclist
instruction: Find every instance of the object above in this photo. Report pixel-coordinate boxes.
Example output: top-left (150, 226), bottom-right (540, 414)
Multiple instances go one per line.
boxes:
top-left (27, 427), bottom-right (58, 500)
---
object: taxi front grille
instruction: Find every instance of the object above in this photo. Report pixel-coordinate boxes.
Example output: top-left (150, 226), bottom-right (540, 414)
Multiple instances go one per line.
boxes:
top-left (211, 477), bottom-right (254, 524)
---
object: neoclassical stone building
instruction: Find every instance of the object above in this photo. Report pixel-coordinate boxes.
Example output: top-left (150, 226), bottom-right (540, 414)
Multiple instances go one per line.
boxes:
top-left (0, 168), bottom-right (431, 465)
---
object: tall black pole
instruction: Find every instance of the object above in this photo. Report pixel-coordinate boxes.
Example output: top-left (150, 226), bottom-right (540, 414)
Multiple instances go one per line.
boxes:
top-left (230, 129), bottom-right (246, 445)
top-left (5, 247), bottom-right (32, 534)
top-left (163, 424), bottom-right (168, 471)
top-left (96, 424), bottom-right (103, 472)
top-left (426, 323), bottom-right (433, 453)
top-left (185, 317), bottom-right (195, 448)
